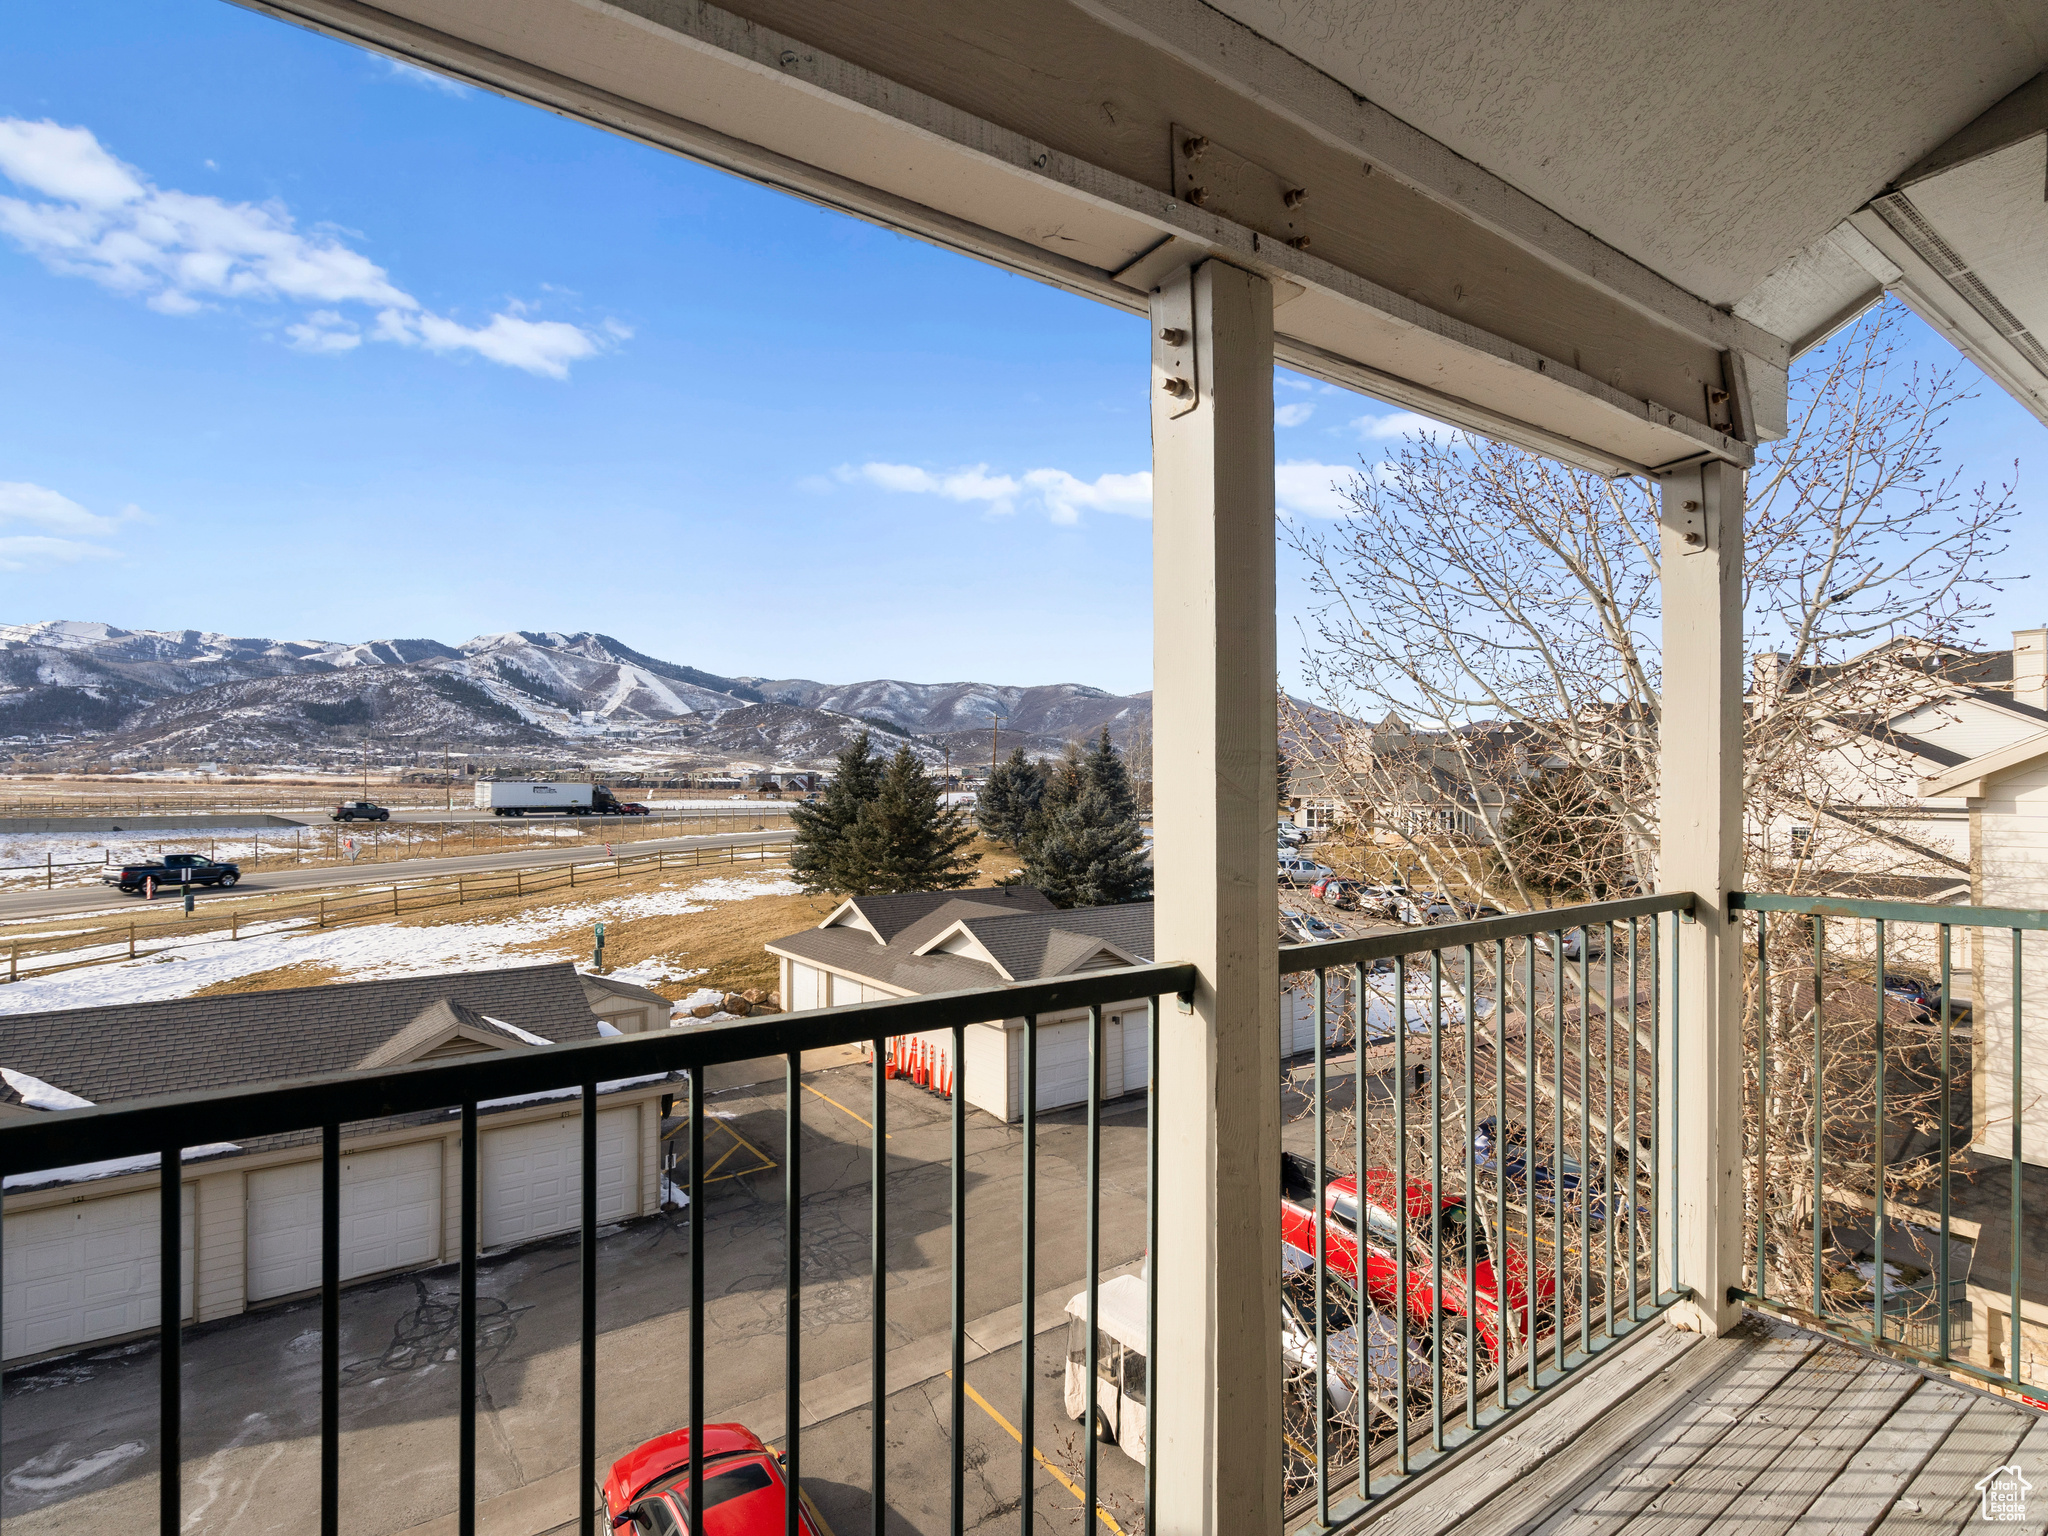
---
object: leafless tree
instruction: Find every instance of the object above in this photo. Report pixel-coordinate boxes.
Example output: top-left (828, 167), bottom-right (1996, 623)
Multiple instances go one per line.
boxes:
top-left (1285, 301), bottom-right (2015, 911)
top-left (1282, 299), bottom-right (2013, 1383)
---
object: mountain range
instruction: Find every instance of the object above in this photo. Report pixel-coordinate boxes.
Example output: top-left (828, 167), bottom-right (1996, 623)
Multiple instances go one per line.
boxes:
top-left (0, 621), bottom-right (1149, 769)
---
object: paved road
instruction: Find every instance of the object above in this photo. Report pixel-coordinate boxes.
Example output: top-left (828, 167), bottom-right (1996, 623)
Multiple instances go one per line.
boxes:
top-left (0, 829), bottom-right (792, 923)
top-left (0, 1059), bottom-right (1155, 1536)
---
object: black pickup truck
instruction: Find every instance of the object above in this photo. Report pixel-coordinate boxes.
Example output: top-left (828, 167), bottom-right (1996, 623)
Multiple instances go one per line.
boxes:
top-left (104, 853), bottom-right (242, 896)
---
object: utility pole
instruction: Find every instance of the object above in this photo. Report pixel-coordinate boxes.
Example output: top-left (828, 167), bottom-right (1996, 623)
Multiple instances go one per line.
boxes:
top-left (444, 743), bottom-right (452, 813)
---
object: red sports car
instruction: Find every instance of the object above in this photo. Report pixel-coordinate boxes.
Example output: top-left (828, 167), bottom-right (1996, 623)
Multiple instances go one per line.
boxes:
top-left (602, 1423), bottom-right (833, 1535)
top-left (1280, 1151), bottom-right (1552, 1362)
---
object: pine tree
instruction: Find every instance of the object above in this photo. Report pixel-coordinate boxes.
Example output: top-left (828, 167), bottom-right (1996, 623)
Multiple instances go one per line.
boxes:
top-left (1021, 733), bottom-right (1151, 908)
top-left (789, 731), bottom-right (884, 893)
top-left (835, 746), bottom-right (978, 895)
top-left (976, 746), bottom-right (1049, 849)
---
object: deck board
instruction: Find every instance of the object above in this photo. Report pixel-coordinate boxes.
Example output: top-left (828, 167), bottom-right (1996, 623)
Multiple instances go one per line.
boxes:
top-left (1365, 1323), bottom-right (1732, 1536)
top-left (1713, 1357), bottom-right (1924, 1536)
top-left (1872, 1394), bottom-right (2038, 1535)
top-left (1352, 1317), bottom-right (2047, 1536)
top-left (1616, 1349), bottom-right (1904, 1536)
top-left (1527, 1329), bottom-right (1826, 1536)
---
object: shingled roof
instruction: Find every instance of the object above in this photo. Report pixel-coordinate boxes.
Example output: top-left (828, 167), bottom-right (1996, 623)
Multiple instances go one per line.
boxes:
top-left (767, 893), bottom-right (1153, 996)
top-left (826, 886), bottom-right (1055, 944)
top-left (0, 962), bottom-right (605, 1109)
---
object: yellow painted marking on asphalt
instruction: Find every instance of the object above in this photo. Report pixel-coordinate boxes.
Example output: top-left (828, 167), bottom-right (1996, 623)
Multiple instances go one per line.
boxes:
top-left (801, 1081), bottom-right (892, 1138)
top-left (702, 1139), bottom-right (747, 1178)
top-left (953, 1375), bottom-right (1125, 1535)
top-left (717, 1118), bottom-right (778, 1169)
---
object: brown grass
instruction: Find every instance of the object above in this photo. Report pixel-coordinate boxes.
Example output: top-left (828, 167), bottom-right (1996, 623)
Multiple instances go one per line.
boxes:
top-left (25, 834), bottom-right (1033, 1006)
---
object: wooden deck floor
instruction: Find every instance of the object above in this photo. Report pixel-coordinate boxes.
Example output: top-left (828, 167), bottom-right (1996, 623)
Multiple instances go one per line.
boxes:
top-left (1363, 1317), bottom-right (2047, 1536)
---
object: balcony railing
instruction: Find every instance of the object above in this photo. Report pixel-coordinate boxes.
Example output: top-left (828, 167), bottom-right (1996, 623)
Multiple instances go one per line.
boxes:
top-left (1277, 892), bottom-right (1692, 1531)
top-left (1731, 891), bottom-right (2044, 1406)
top-left (0, 895), bottom-right (1708, 1535)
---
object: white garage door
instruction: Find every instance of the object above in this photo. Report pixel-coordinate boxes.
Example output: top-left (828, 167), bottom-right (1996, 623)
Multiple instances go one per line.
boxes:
top-left (1118, 1010), bottom-right (1149, 1097)
top-left (246, 1142), bottom-right (443, 1303)
top-left (787, 963), bottom-right (824, 1012)
top-left (1008, 1018), bottom-right (1092, 1117)
top-left (481, 1108), bottom-right (635, 1250)
top-left (5, 1185), bottom-right (194, 1361)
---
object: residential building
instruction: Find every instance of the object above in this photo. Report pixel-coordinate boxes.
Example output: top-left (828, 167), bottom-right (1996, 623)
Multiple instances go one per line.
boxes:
top-left (0, 964), bottom-right (672, 1363)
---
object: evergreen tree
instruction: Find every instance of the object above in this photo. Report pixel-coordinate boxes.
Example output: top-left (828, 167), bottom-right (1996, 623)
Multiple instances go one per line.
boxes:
top-left (976, 746), bottom-right (1049, 849)
top-left (835, 746), bottom-right (978, 895)
top-left (1021, 733), bottom-right (1151, 908)
top-left (789, 731), bottom-right (883, 892)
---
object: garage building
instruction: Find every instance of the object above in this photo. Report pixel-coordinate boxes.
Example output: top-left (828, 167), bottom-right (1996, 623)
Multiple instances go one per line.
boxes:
top-left (0, 963), bottom-right (674, 1364)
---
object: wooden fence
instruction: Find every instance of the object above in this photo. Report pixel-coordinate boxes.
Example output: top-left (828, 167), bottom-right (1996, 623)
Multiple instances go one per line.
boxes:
top-left (1, 838), bottom-right (793, 987)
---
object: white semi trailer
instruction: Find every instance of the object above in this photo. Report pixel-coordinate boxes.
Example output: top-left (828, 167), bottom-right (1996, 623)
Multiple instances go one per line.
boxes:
top-left (473, 781), bottom-right (634, 816)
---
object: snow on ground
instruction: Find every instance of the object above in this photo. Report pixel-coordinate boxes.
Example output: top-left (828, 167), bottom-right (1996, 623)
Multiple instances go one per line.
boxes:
top-left (0, 874), bottom-right (801, 1015)
top-left (0, 818), bottom-right (654, 889)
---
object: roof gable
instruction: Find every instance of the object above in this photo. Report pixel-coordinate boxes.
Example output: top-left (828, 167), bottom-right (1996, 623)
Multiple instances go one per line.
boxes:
top-left (357, 998), bottom-right (537, 1070)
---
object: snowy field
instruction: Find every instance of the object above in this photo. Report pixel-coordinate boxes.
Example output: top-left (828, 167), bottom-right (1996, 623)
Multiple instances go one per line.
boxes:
top-left (0, 874), bottom-right (800, 1014)
top-left (0, 821), bottom-right (604, 888)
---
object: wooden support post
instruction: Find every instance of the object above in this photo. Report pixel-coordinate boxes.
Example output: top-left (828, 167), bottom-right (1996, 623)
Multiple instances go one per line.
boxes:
top-left (129, 922), bottom-right (136, 960)
top-left (9, 943), bottom-right (16, 983)
top-left (1656, 457), bottom-right (1746, 1335)
top-left (1150, 258), bottom-right (1282, 1532)
top-left (319, 896), bottom-right (326, 929)
top-left (231, 912), bottom-right (238, 941)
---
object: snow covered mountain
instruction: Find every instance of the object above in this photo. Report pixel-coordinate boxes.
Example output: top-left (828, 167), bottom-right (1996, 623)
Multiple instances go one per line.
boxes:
top-left (0, 622), bottom-right (1148, 765)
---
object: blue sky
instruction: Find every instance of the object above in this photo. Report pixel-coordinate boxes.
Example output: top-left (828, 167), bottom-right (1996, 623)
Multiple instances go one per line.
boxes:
top-left (1, 1), bottom-right (2042, 700)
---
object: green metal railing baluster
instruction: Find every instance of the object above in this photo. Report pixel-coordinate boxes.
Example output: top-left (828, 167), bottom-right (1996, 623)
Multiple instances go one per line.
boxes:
top-left (1577, 932), bottom-right (1591, 1358)
top-left (1465, 942), bottom-right (1478, 1431)
top-left (1526, 937), bottom-right (1539, 1391)
top-left (1756, 910), bottom-right (1770, 1301)
top-left (2012, 929), bottom-right (2024, 1391)
top-left (1627, 917), bottom-right (1639, 1322)
top-left (1396, 951), bottom-right (1410, 1476)
top-left (1554, 933), bottom-right (1566, 1370)
top-left (1939, 925), bottom-right (1952, 1366)
top-left (1496, 936), bottom-right (1510, 1409)
top-left (1812, 913), bottom-right (1826, 1323)
top-left (1874, 919), bottom-right (1887, 1345)
top-left (1604, 921), bottom-right (1615, 1340)
top-left (1431, 948), bottom-right (1444, 1453)
top-left (1314, 966), bottom-right (1329, 1525)
top-left (1355, 960), bottom-right (1372, 1504)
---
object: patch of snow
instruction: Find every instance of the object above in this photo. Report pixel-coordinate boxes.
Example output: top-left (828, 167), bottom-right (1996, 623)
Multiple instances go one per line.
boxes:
top-left (595, 1020), bottom-right (623, 1037)
top-left (480, 1014), bottom-right (552, 1047)
top-left (0, 1067), bottom-right (92, 1110)
top-left (677, 987), bottom-right (726, 1012)
top-left (5, 1440), bottom-right (148, 1494)
top-left (0, 872), bottom-right (795, 1015)
top-left (469, 1072), bottom-right (669, 1111)
top-left (4, 1142), bottom-right (239, 1191)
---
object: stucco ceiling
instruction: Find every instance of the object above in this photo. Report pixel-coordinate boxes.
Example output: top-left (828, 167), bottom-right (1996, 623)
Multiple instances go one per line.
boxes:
top-left (1207, 0), bottom-right (2046, 308)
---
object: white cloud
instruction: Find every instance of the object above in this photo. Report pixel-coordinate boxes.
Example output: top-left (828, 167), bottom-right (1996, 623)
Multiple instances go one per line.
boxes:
top-left (1350, 409), bottom-right (1447, 440)
top-left (1275, 460), bottom-right (1355, 520)
top-left (1275, 373), bottom-right (1314, 392)
top-left (1021, 468), bottom-right (1151, 525)
top-left (0, 483), bottom-right (147, 567)
top-left (844, 462), bottom-right (1151, 524)
top-left (382, 58), bottom-right (472, 97)
top-left (0, 117), bottom-right (616, 378)
top-left (0, 535), bottom-right (119, 571)
top-left (0, 481), bottom-right (129, 536)
top-left (1275, 402), bottom-right (1315, 428)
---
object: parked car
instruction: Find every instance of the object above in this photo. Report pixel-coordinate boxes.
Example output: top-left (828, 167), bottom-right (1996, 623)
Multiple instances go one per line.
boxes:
top-left (601, 1423), bottom-right (830, 1535)
top-left (1474, 1117), bottom-right (1642, 1229)
top-left (104, 853), bottom-right (241, 895)
top-left (1293, 910), bottom-right (1345, 941)
top-left (1533, 926), bottom-right (1605, 961)
top-left (1280, 855), bottom-right (1335, 886)
top-left (1279, 821), bottom-right (1308, 846)
top-left (1883, 972), bottom-right (1972, 1024)
top-left (331, 800), bottom-right (390, 822)
top-left (1311, 877), bottom-right (1362, 910)
top-left (1279, 1150), bottom-right (1551, 1363)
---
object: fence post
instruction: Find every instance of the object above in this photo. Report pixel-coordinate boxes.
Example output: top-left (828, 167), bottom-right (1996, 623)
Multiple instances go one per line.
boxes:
top-left (9, 943), bottom-right (16, 983)
top-left (319, 896), bottom-right (326, 929)
top-left (129, 922), bottom-right (135, 960)
top-left (459, 877), bottom-right (465, 906)
top-left (45, 853), bottom-right (51, 889)
top-left (232, 912), bottom-right (238, 941)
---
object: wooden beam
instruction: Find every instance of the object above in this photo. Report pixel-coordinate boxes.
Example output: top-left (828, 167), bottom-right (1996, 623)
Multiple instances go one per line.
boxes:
top-left (231, 0), bottom-right (1759, 473)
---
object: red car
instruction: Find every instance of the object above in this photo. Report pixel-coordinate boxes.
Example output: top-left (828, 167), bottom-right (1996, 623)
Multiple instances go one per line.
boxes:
top-left (602, 1423), bottom-right (832, 1535)
top-left (1280, 1151), bottom-right (1552, 1362)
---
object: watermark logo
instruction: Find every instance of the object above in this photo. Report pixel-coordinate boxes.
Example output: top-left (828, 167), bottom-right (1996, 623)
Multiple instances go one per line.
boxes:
top-left (1976, 1463), bottom-right (2031, 1523)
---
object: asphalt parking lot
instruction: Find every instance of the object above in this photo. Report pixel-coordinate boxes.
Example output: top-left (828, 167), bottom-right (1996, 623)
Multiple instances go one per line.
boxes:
top-left (0, 1058), bottom-right (1155, 1536)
